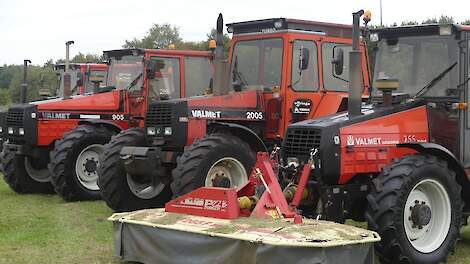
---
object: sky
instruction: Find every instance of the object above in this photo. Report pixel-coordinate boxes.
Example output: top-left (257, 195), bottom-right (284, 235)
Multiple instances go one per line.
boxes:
top-left (0, 0), bottom-right (466, 65)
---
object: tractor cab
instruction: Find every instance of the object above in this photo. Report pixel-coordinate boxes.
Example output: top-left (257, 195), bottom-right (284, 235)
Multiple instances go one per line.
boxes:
top-left (54, 63), bottom-right (107, 97)
top-left (371, 24), bottom-right (465, 101)
top-left (104, 48), bottom-right (212, 99)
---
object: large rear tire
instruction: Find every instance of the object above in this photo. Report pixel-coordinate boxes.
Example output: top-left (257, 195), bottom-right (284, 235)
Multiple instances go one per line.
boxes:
top-left (2, 150), bottom-right (53, 193)
top-left (365, 154), bottom-right (462, 264)
top-left (97, 128), bottom-right (171, 212)
top-left (171, 133), bottom-right (256, 198)
top-left (49, 125), bottom-right (113, 201)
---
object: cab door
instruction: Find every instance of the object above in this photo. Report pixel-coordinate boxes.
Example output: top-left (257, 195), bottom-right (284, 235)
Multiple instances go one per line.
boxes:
top-left (282, 39), bottom-right (323, 131)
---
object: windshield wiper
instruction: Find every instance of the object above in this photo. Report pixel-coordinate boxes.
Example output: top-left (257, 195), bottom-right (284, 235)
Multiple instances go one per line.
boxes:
top-left (413, 62), bottom-right (457, 99)
top-left (126, 73), bottom-right (143, 90)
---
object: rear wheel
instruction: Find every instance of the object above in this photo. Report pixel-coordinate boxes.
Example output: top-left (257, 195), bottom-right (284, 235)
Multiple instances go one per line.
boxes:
top-left (2, 150), bottom-right (53, 193)
top-left (365, 154), bottom-right (462, 264)
top-left (49, 125), bottom-right (113, 201)
top-left (171, 133), bottom-right (256, 198)
top-left (97, 128), bottom-right (171, 212)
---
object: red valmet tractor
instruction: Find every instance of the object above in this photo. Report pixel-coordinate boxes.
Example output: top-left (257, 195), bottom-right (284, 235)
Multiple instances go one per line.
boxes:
top-left (0, 48), bottom-right (212, 201)
top-left (274, 14), bottom-right (470, 264)
top-left (97, 14), bottom-right (372, 212)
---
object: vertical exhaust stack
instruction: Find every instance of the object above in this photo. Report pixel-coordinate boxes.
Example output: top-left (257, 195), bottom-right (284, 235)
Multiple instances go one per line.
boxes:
top-left (348, 10), bottom-right (365, 118)
top-left (213, 13), bottom-right (230, 96)
top-left (20, 59), bottom-right (31, 104)
top-left (63, 40), bottom-right (74, 99)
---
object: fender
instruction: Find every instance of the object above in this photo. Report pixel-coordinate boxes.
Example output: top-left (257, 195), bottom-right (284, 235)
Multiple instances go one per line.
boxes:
top-left (78, 119), bottom-right (123, 133)
top-left (399, 142), bottom-right (470, 209)
top-left (209, 122), bottom-right (267, 152)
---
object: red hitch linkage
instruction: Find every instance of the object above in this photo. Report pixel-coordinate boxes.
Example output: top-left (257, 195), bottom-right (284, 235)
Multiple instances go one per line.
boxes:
top-left (165, 151), bottom-right (315, 224)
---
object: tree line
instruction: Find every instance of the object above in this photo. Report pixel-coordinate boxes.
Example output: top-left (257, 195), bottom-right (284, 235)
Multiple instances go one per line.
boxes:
top-left (0, 15), bottom-right (467, 106)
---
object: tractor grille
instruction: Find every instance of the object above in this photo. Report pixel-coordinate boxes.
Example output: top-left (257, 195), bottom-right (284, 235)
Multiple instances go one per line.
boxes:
top-left (146, 103), bottom-right (173, 127)
top-left (284, 128), bottom-right (321, 160)
top-left (6, 109), bottom-right (24, 127)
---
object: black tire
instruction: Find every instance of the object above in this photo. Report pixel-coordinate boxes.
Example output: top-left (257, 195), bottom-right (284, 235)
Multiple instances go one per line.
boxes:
top-left (365, 154), bottom-right (462, 264)
top-left (171, 133), bottom-right (256, 198)
top-left (2, 150), bottom-right (54, 193)
top-left (97, 128), bottom-right (171, 212)
top-left (48, 125), bottom-right (113, 201)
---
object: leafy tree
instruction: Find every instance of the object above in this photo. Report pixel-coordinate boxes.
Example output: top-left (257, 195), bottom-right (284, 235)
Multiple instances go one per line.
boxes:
top-left (123, 24), bottom-right (182, 49)
top-left (422, 18), bottom-right (438, 24)
top-left (55, 53), bottom-right (102, 64)
top-left (8, 65), bottom-right (57, 103)
top-left (462, 19), bottom-right (470, 25)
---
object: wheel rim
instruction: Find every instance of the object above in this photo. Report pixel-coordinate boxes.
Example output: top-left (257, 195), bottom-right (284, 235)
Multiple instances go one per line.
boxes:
top-left (24, 156), bottom-right (49, 183)
top-left (205, 157), bottom-right (248, 188)
top-left (75, 144), bottom-right (103, 191)
top-left (126, 173), bottom-right (166, 200)
top-left (404, 179), bottom-right (451, 253)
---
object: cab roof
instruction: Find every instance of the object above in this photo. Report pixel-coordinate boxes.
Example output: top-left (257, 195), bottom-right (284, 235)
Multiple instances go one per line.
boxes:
top-left (226, 18), bottom-right (355, 38)
top-left (103, 48), bottom-right (211, 59)
top-left (371, 24), bottom-right (470, 38)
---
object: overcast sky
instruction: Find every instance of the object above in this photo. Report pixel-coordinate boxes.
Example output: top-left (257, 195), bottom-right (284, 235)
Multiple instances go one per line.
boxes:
top-left (0, 0), bottom-right (466, 65)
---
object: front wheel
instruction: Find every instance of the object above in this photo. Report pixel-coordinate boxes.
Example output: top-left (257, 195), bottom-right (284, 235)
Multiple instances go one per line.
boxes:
top-left (48, 125), bottom-right (113, 201)
top-left (2, 150), bottom-right (53, 193)
top-left (97, 128), bottom-right (171, 212)
top-left (365, 154), bottom-right (462, 264)
top-left (171, 133), bottom-right (256, 198)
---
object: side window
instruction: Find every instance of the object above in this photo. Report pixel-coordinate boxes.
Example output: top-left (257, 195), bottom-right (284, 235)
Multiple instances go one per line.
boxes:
top-left (148, 57), bottom-right (180, 101)
top-left (85, 70), bottom-right (106, 93)
top-left (291, 40), bottom-right (319, 91)
top-left (184, 57), bottom-right (212, 97)
top-left (322, 43), bottom-right (353, 91)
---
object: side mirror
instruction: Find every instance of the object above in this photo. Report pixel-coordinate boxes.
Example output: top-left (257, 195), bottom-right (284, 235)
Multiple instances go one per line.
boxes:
top-left (298, 48), bottom-right (310, 71)
top-left (332, 47), bottom-right (344, 75)
top-left (146, 60), bottom-right (157, 79)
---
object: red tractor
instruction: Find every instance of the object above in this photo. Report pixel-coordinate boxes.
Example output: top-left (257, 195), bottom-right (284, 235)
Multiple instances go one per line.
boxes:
top-left (53, 62), bottom-right (107, 96)
top-left (97, 14), bottom-right (372, 211)
top-left (0, 48), bottom-right (213, 201)
top-left (276, 11), bottom-right (470, 263)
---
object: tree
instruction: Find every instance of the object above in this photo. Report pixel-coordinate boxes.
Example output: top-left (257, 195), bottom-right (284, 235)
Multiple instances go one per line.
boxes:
top-left (123, 24), bottom-right (182, 49)
top-left (462, 19), bottom-right (470, 25)
top-left (422, 18), bottom-right (438, 24)
top-left (55, 53), bottom-right (102, 64)
top-left (8, 65), bottom-right (57, 103)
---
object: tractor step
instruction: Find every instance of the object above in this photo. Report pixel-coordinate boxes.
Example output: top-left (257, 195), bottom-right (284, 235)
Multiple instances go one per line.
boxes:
top-left (109, 208), bottom-right (380, 264)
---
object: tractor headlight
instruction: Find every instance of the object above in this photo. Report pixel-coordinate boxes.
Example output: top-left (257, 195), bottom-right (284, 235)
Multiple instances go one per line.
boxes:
top-left (147, 127), bottom-right (156, 136)
top-left (8, 127), bottom-right (13, 135)
top-left (164, 127), bottom-right (172, 136)
top-left (369, 33), bottom-right (379, 42)
top-left (287, 157), bottom-right (299, 167)
top-left (31, 112), bottom-right (37, 119)
top-left (0, 127), bottom-right (3, 133)
top-left (19, 128), bottom-right (24, 136)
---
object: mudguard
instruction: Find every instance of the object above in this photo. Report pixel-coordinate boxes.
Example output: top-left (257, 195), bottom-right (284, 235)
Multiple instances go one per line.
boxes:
top-left (209, 122), bottom-right (267, 152)
top-left (78, 119), bottom-right (123, 133)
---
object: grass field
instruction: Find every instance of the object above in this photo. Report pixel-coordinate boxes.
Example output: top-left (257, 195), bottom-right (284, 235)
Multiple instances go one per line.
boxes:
top-left (1, 178), bottom-right (470, 264)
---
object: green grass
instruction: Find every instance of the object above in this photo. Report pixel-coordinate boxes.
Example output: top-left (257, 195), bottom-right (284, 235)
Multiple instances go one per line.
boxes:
top-left (1, 177), bottom-right (470, 263)
top-left (0, 180), bottom-right (117, 264)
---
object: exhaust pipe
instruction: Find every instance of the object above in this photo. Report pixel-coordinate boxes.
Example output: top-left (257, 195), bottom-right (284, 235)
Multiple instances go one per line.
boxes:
top-left (347, 10), bottom-right (364, 118)
top-left (20, 59), bottom-right (31, 104)
top-left (63, 40), bottom-right (74, 99)
top-left (213, 13), bottom-right (230, 96)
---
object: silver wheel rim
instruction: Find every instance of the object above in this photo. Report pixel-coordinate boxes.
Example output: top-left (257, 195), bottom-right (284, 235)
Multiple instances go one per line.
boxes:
top-left (404, 179), bottom-right (451, 253)
top-left (24, 156), bottom-right (49, 183)
top-left (74, 144), bottom-right (103, 191)
top-left (205, 157), bottom-right (248, 188)
top-left (126, 173), bottom-right (165, 200)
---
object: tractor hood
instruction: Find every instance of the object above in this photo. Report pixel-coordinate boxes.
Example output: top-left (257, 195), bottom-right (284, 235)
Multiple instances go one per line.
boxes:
top-left (35, 90), bottom-right (122, 112)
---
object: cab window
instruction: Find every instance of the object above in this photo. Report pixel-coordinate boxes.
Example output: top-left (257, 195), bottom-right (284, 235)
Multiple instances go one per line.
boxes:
top-left (230, 38), bottom-right (283, 91)
top-left (322, 43), bottom-right (352, 91)
top-left (148, 57), bottom-right (180, 101)
top-left (184, 57), bottom-right (211, 97)
top-left (291, 40), bottom-right (319, 91)
top-left (85, 70), bottom-right (106, 93)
